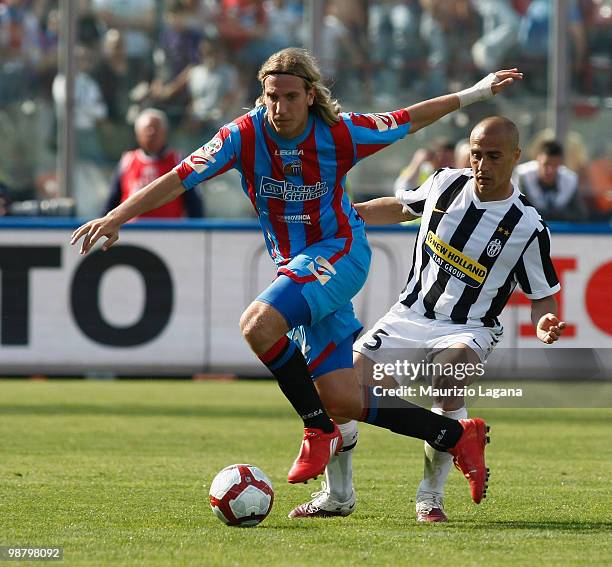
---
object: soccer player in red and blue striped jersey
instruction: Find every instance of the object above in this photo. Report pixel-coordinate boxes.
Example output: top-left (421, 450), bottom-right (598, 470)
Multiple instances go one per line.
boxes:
top-left (72, 48), bottom-right (522, 489)
top-left (175, 89), bottom-right (412, 265)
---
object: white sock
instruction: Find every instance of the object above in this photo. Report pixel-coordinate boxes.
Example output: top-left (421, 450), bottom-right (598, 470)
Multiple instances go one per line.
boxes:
top-left (417, 407), bottom-right (468, 498)
top-left (325, 420), bottom-right (357, 502)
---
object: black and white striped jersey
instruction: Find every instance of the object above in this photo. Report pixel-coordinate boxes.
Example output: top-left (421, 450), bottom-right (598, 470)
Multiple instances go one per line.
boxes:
top-left (395, 167), bottom-right (560, 328)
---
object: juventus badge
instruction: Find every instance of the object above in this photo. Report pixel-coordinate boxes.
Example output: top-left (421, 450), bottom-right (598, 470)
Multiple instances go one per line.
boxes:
top-left (486, 238), bottom-right (502, 257)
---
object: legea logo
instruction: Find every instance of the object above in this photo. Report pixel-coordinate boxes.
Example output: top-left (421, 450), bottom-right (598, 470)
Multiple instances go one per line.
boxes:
top-left (307, 256), bottom-right (337, 285)
top-left (369, 112), bottom-right (399, 132)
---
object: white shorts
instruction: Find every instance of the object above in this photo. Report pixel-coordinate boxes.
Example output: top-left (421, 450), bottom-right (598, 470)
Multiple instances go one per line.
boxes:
top-left (354, 302), bottom-right (503, 384)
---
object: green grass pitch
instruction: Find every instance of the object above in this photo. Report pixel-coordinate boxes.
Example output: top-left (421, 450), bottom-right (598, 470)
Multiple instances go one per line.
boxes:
top-left (1, 380), bottom-right (611, 566)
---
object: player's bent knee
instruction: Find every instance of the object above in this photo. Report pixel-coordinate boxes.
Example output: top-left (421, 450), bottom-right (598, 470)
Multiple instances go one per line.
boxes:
top-left (239, 307), bottom-right (257, 340)
top-left (239, 304), bottom-right (269, 345)
top-left (239, 302), bottom-right (289, 351)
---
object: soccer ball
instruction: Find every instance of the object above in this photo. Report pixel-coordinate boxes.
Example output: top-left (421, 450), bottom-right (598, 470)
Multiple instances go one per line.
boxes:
top-left (208, 464), bottom-right (274, 527)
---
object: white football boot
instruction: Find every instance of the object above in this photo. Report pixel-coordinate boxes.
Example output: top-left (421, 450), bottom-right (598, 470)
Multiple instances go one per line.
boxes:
top-left (288, 482), bottom-right (356, 518)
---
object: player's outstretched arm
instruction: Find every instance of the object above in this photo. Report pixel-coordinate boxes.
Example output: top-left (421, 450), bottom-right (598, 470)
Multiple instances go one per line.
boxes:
top-left (354, 197), bottom-right (415, 226)
top-left (531, 295), bottom-right (567, 344)
top-left (70, 170), bottom-right (185, 255)
top-left (406, 69), bottom-right (524, 134)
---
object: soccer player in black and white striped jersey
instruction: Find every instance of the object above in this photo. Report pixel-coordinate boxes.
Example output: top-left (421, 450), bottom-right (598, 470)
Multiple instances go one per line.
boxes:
top-left (290, 116), bottom-right (566, 522)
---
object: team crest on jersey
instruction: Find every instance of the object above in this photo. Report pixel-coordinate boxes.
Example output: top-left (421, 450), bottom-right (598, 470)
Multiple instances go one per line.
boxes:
top-left (283, 160), bottom-right (302, 176)
top-left (486, 238), bottom-right (503, 258)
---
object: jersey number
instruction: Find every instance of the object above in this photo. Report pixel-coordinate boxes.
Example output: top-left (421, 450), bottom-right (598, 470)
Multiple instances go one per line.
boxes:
top-left (363, 328), bottom-right (389, 351)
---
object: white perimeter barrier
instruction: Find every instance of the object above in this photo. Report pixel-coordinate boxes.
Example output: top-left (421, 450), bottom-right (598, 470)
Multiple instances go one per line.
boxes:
top-left (0, 220), bottom-right (610, 377)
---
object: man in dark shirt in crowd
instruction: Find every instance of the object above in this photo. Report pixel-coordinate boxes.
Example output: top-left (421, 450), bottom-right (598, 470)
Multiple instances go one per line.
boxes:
top-left (515, 140), bottom-right (587, 221)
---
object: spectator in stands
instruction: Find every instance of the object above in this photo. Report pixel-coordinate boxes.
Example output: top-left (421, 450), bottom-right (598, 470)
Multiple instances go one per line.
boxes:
top-left (78, 0), bottom-right (104, 49)
top-left (515, 140), bottom-right (588, 221)
top-left (130, 1), bottom-right (218, 128)
top-left (471, 0), bottom-right (520, 73)
top-left (148, 38), bottom-right (243, 143)
top-left (517, 0), bottom-right (587, 93)
top-left (368, 0), bottom-right (422, 99)
top-left (527, 128), bottom-right (591, 195)
top-left (587, 144), bottom-right (612, 221)
top-left (217, 0), bottom-right (284, 78)
top-left (319, 1), bottom-right (350, 81)
top-left (580, 0), bottom-right (612, 96)
top-left (318, 0), bottom-right (372, 102)
top-left (37, 7), bottom-right (59, 74)
top-left (52, 44), bottom-right (108, 161)
top-left (51, 43), bottom-right (109, 216)
top-left (104, 108), bottom-right (203, 218)
top-left (92, 28), bottom-right (129, 123)
top-left (0, 0), bottom-right (42, 103)
top-left (454, 138), bottom-right (471, 168)
top-left (419, 0), bottom-right (478, 96)
top-left (330, 0), bottom-right (370, 97)
top-left (264, 0), bottom-right (304, 49)
top-left (92, 0), bottom-right (156, 85)
top-left (394, 137), bottom-right (456, 192)
top-left (158, 0), bottom-right (203, 82)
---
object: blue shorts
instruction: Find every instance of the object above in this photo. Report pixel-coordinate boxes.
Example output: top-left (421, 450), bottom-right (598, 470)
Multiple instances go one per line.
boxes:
top-left (257, 235), bottom-right (371, 378)
top-left (276, 236), bottom-right (371, 325)
top-left (288, 311), bottom-right (360, 379)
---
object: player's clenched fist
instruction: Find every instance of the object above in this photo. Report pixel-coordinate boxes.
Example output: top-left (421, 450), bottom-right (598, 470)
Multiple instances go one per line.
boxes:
top-left (70, 216), bottom-right (121, 255)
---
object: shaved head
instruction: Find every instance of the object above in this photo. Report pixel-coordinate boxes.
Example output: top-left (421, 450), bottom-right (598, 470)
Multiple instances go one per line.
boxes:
top-left (469, 116), bottom-right (521, 201)
top-left (470, 116), bottom-right (519, 151)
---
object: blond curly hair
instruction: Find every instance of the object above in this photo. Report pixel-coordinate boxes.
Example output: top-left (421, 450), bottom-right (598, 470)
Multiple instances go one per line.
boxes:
top-left (255, 48), bottom-right (341, 126)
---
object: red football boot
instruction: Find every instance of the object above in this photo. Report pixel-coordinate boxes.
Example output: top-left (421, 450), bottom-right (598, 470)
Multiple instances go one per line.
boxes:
top-left (447, 418), bottom-right (490, 504)
top-left (287, 422), bottom-right (343, 484)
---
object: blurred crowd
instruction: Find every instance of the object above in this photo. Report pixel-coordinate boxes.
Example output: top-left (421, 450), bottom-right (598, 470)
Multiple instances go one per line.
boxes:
top-left (0, 0), bottom-right (610, 221)
top-left (394, 133), bottom-right (611, 223)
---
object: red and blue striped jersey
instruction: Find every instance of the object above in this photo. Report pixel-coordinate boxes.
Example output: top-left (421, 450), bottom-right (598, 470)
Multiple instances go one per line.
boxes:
top-left (175, 105), bottom-right (411, 264)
